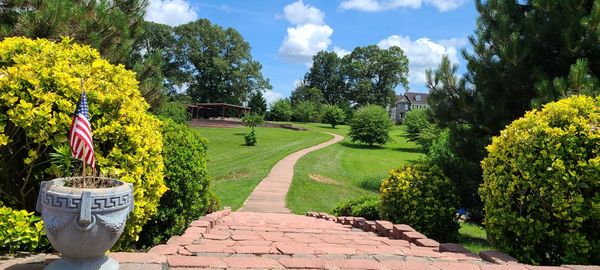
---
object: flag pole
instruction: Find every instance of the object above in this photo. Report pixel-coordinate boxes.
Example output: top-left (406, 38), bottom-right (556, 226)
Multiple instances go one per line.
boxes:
top-left (80, 78), bottom-right (86, 188)
top-left (82, 145), bottom-right (86, 187)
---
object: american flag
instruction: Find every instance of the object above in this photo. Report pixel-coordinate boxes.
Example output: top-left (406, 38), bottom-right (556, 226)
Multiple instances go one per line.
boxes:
top-left (69, 90), bottom-right (95, 168)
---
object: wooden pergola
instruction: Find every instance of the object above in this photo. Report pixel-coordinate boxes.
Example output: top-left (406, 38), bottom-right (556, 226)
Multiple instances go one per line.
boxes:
top-left (188, 103), bottom-right (251, 119)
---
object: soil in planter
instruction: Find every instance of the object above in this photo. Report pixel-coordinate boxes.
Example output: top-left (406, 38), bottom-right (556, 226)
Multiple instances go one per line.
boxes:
top-left (64, 177), bottom-right (120, 189)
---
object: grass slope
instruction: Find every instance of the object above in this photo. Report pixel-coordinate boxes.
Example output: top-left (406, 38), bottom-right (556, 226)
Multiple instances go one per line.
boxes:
top-left (286, 123), bottom-right (424, 214)
top-left (199, 126), bottom-right (331, 210)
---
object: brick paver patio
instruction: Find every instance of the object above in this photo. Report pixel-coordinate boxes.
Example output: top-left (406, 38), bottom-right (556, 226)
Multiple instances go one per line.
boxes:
top-left (5, 209), bottom-right (598, 269)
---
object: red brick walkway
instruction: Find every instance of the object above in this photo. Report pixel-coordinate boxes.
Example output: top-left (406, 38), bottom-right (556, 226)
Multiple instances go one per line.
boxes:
top-left (239, 132), bottom-right (344, 213)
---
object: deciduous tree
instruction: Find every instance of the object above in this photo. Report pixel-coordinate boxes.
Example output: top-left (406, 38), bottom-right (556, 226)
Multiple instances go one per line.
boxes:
top-left (290, 85), bottom-right (324, 106)
top-left (304, 51), bottom-right (347, 105)
top-left (175, 19), bottom-right (271, 105)
top-left (269, 99), bottom-right (293, 121)
top-left (322, 105), bottom-right (345, 128)
top-left (343, 45), bottom-right (409, 108)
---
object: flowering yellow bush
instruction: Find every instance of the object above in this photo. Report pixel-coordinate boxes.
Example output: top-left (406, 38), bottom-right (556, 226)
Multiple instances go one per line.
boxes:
top-left (0, 37), bottom-right (166, 249)
top-left (380, 163), bottom-right (459, 242)
top-left (481, 95), bottom-right (600, 265)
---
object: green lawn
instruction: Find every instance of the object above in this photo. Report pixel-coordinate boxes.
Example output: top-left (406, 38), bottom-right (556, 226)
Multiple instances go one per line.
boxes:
top-left (458, 222), bottom-right (495, 254)
top-left (198, 126), bottom-right (331, 210)
top-left (285, 123), bottom-right (424, 214)
top-left (199, 122), bottom-right (494, 254)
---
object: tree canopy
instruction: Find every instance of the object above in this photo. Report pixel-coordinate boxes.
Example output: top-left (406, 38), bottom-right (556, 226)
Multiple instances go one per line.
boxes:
top-left (304, 51), bottom-right (346, 106)
top-left (128, 21), bottom-right (184, 109)
top-left (248, 91), bottom-right (267, 115)
top-left (343, 45), bottom-right (409, 108)
top-left (290, 85), bottom-right (324, 106)
top-left (0, 0), bottom-right (146, 64)
top-left (175, 19), bottom-right (271, 105)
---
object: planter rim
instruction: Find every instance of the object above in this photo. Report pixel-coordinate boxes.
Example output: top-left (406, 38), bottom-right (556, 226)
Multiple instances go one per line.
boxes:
top-left (38, 178), bottom-right (133, 213)
top-left (44, 177), bottom-right (131, 195)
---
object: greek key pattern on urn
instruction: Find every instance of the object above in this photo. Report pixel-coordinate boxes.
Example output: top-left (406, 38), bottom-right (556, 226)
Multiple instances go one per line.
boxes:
top-left (41, 191), bottom-right (132, 211)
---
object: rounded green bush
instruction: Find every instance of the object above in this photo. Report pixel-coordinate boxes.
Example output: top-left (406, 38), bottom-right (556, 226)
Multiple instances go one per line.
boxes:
top-left (322, 104), bottom-right (345, 128)
top-left (348, 104), bottom-right (393, 146)
top-left (480, 95), bottom-right (600, 265)
top-left (138, 119), bottom-right (211, 247)
top-left (380, 163), bottom-right (459, 242)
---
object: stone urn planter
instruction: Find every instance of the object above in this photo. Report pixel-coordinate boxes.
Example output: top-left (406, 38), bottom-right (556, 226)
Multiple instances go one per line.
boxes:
top-left (36, 177), bottom-right (134, 270)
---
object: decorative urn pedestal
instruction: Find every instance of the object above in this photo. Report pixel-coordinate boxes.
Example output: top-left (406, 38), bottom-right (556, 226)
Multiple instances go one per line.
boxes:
top-left (36, 178), bottom-right (134, 270)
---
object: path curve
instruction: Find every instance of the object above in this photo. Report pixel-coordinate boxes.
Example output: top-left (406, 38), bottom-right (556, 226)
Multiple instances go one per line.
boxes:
top-left (239, 132), bottom-right (343, 213)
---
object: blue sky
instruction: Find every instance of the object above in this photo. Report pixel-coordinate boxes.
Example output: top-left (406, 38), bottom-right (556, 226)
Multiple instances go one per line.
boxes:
top-left (145, 0), bottom-right (478, 104)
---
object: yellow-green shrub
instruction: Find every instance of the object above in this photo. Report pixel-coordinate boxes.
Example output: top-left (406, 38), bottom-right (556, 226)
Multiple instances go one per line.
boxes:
top-left (380, 163), bottom-right (459, 242)
top-left (0, 203), bottom-right (49, 254)
top-left (0, 37), bottom-right (166, 249)
top-left (480, 95), bottom-right (600, 265)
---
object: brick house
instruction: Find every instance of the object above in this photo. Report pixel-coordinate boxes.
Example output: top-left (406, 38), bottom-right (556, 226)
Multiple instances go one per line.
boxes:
top-left (390, 92), bottom-right (429, 123)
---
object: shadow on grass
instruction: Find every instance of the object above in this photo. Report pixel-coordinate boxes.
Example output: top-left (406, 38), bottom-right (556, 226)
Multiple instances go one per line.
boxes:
top-left (315, 124), bottom-right (336, 129)
top-left (393, 147), bottom-right (424, 154)
top-left (405, 159), bottom-right (423, 164)
top-left (339, 142), bottom-right (385, 150)
top-left (233, 132), bottom-right (246, 136)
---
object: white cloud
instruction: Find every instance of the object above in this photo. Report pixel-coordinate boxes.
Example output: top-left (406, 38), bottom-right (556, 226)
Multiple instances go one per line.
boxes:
top-left (145, 0), bottom-right (198, 26)
top-left (279, 1), bottom-right (333, 65)
top-left (332, 46), bottom-right (350, 57)
top-left (437, 37), bottom-right (469, 48)
top-left (264, 90), bottom-right (284, 106)
top-left (339, 0), bottom-right (467, 12)
top-left (283, 0), bottom-right (325, 25)
top-left (279, 1), bottom-right (349, 65)
top-left (425, 0), bottom-right (469, 12)
top-left (340, 0), bottom-right (420, 12)
top-left (377, 35), bottom-right (460, 84)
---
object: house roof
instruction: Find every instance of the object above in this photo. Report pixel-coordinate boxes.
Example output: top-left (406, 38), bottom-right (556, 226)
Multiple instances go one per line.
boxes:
top-left (396, 92), bottom-right (429, 105)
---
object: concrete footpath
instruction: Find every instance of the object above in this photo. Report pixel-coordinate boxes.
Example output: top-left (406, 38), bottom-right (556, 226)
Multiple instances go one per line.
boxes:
top-left (239, 132), bottom-right (344, 213)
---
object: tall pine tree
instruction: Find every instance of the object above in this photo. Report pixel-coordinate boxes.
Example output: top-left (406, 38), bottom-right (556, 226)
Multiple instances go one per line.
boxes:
top-left (427, 0), bottom-right (600, 220)
top-left (248, 91), bottom-right (267, 115)
top-left (0, 0), bottom-right (147, 64)
top-left (464, 0), bottom-right (600, 134)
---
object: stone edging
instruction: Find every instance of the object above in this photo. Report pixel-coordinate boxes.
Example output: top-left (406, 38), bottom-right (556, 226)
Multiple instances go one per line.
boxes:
top-left (305, 212), bottom-right (519, 265)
